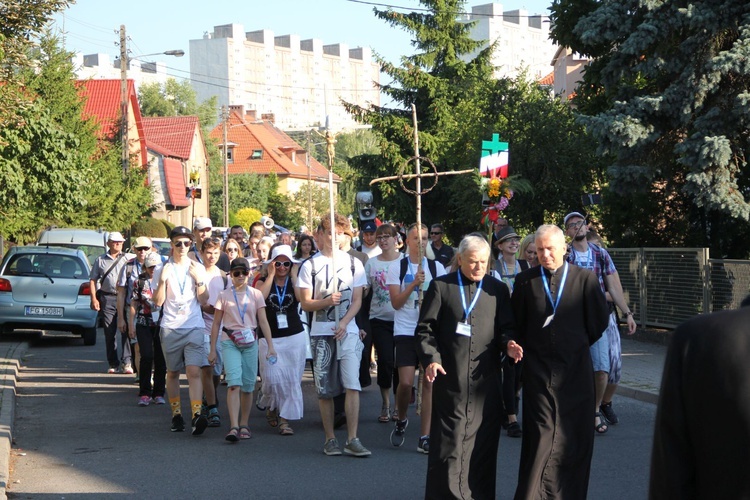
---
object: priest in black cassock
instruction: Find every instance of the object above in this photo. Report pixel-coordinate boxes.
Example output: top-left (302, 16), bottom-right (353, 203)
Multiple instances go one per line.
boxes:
top-left (649, 297), bottom-right (750, 499)
top-left (416, 234), bottom-right (523, 500)
top-left (511, 224), bottom-right (609, 500)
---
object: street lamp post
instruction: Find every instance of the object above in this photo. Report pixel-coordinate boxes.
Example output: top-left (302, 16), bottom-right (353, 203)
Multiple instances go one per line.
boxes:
top-left (119, 24), bottom-right (184, 174)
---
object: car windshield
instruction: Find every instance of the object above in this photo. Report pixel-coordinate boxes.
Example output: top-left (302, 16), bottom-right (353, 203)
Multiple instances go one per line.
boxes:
top-left (41, 243), bottom-right (102, 266)
top-left (5, 254), bottom-right (87, 279)
top-left (153, 240), bottom-right (172, 257)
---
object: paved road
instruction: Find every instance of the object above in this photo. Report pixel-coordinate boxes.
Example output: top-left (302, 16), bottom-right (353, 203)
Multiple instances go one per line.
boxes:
top-left (6, 331), bottom-right (656, 499)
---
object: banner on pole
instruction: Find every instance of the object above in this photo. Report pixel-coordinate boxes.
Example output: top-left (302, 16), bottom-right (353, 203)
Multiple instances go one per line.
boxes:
top-left (479, 133), bottom-right (509, 178)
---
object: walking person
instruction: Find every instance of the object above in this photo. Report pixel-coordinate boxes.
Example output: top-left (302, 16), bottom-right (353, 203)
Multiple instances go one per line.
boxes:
top-left (428, 223), bottom-right (454, 268)
top-left (128, 252), bottom-right (167, 406)
top-left (90, 232), bottom-right (131, 374)
top-left (209, 258), bottom-right (276, 442)
top-left (254, 245), bottom-right (306, 436)
top-left (152, 226), bottom-right (210, 435)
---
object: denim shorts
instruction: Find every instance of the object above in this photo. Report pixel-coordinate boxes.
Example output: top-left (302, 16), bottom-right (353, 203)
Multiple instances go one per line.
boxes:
top-left (590, 328), bottom-right (610, 373)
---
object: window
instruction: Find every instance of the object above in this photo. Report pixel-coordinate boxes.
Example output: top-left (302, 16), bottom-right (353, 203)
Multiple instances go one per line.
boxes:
top-left (226, 147), bottom-right (234, 163)
top-left (251, 149), bottom-right (263, 160)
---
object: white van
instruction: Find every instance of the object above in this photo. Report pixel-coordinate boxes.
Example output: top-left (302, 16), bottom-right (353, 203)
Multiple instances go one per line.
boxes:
top-left (36, 227), bottom-right (109, 266)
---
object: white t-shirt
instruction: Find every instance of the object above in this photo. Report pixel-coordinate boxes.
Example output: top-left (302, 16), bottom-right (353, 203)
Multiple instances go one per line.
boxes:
top-left (203, 267), bottom-right (227, 330)
top-left (386, 257), bottom-right (446, 336)
top-left (360, 242), bottom-right (382, 259)
top-left (152, 260), bottom-right (206, 330)
top-left (364, 255), bottom-right (401, 321)
top-left (297, 250), bottom-right (366, 336)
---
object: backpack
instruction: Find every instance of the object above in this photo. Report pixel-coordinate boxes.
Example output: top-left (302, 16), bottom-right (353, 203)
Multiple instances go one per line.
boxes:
top-left (399, 257), bottom-right (437, 285)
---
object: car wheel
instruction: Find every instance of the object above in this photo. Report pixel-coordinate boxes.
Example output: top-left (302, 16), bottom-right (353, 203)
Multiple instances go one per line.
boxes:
top-left (82, 328), bottom-right (97, 346)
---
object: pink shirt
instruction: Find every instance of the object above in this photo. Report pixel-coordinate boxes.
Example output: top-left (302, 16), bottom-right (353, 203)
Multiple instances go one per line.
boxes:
top-left (215, 286), bottom-right (266, 341)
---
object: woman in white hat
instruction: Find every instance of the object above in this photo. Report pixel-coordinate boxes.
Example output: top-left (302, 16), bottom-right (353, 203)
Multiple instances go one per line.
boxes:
top-left (253, 244), bottom-right (306, 436)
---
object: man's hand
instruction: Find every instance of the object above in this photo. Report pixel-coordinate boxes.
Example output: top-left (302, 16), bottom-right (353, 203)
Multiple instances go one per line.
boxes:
top-left (117, 317), bottom-right (127, 333)
top-left (90, 298), bottom-right (100, 311)
top-left (506, 340), bottom-right (523, 362)
top-left (425, 362), bottom-right (446, 383)
top-left (329, 292), bottom-right (342, 306)
top-left (414, 270), bottom-right (426, 288)
top-left (188, 260), bottom-right (204, 284)
top-left (332, 320), bottom-right (349, 340)
top-left (159, 263), bottom-right (171, 284)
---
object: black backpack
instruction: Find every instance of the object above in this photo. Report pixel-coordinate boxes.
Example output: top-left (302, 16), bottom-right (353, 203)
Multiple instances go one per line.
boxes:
top-left (399, 257), bottom-right (437, 285)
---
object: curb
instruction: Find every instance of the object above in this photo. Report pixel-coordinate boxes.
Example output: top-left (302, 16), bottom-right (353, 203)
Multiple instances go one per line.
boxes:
top-left (0, 342), bottom-right (28, 500)
top-left (616, 385), bottom-right (659, 405)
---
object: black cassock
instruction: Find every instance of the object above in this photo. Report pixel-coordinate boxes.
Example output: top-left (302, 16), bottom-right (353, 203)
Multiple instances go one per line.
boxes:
top-left (650, 306), bottom-right (750, 500)
top-left (511, 264), bottom-right (609, 500)
top-left (416, 271), bottom-right (515, 500)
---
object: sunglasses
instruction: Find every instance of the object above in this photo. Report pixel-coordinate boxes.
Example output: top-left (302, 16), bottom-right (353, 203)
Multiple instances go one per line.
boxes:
top-left (173, 240), bottom-right (191, 248)
top-left (231, 270), bottom-right (250, 277)
top-left (430, 232), bottom-right (442, 235)
top-left (135, 246), bottom-right (150, 251)
top-left (226, 247), bottom-right (239, 253)
top-left (274, 261), bottom-right (292, 268)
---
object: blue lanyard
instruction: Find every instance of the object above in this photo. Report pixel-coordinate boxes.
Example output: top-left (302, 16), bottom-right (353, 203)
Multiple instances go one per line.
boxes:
top-left (232, 286), bottom-right (249, 325)
top-left (274, 277), bottom-right (289, 310)
top-left (541, 263), bottom-right (569, 313)
top-left (170, 258), bottom-right (190, 296)
top-left (192, 245), bottom-right (204, 264)
top-left (405, 257), bottom-right (424, 281)
top-left (457, 272), bottom-right (483, 322)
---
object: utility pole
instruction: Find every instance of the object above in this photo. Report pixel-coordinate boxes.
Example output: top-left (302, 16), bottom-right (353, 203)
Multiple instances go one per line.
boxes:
top-left (120, 25), bottom-right (129, 174)
top-left (306, 130), bottom-right (313, 230)
top-left (222, 106), bottom-right (230, 227)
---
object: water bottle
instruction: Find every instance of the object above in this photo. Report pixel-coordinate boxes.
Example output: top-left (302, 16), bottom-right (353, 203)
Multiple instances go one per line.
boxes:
top-left (268, 355), bottom-right (277, 365)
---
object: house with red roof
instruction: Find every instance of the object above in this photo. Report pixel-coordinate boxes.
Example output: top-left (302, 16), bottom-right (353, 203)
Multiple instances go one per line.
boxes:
top-left (143, 116), bottom-right (209, 227)
top-left (208, 106), bottom-right (338, 198)
top-left (551, 47), bottom-right (591, 103)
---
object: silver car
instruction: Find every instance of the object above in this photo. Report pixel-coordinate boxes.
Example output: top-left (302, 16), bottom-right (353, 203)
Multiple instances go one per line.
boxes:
top-left (0, 246), bottom-right (98, 345)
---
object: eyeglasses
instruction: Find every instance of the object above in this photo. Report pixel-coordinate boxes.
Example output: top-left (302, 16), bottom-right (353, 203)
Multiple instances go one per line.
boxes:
top-left (173, 240), bottom-right (191, 248)
top-left (226, 248), bottom-right (239, 253)
top-left (274, 261), bottom-right (292, 268)
top-left (430, 232), bottom-right (442, 235)
top-left (231, 270), bottom-right (250, 277)
top-left (375, 235), bottom-right (392, 242)
top-left (566, 221), bottom-right (585, 230)
top-left (135, 246), bottom-right (150, 251)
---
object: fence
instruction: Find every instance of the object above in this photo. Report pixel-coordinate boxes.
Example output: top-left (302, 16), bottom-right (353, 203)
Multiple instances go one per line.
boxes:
top-left (608, 248), bottom-right (750, 329)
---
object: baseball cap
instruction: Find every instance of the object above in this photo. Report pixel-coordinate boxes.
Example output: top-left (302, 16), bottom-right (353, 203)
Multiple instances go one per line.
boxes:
top-left (108, 232), bottom-right (125, 242)
top-left (144, 252), bottom-right (161, 268)
top-left (133, 236), bottom-right (152, 248)
top-left (361, 221), bottom-right (377, 233)
top-left (193, 217), bottom-right (212, 231)
top-left (230, 257), bottom-right (251, 272)
top-left (563, 212), bottom-right (586, 226)
top-left (264, 244), bottom-right (299, 264)
top-left (169, 226), bottom-right (194, 240)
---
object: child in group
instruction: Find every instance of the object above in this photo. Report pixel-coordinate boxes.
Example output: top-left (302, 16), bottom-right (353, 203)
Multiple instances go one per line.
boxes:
top-left (209, 258), bottom-right (276, 442)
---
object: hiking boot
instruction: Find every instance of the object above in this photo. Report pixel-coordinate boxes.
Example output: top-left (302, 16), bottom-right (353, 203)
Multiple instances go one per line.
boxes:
top-left (418, 435), bottom-right (430, 454)
top-left (323, 438), bottom-right (342, 456)
top-left (390, 418), bottom-right (408, 447)
top-left (600, 401), bottom-right (619, 424)
top-left (207, 407), bottom-right (221, 427)
top-left (171, 414), bottom-right (185, 432)
top-left (138, 395), bottom-right (151, 407)
top-left (191, 412), bottom-right (208, 436)
top-left (344, 437), bottom-right (372, 457)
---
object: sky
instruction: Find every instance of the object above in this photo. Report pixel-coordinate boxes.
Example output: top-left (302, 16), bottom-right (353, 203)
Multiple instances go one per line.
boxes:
top-left (51, 0), bottom-right (553, 82)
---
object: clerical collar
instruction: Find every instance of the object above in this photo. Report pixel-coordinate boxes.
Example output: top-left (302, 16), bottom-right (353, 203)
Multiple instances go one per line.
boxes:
top-left (458, 270), bottom-right (481, 284)
top-left (544, 266), bottom-right (561, 276)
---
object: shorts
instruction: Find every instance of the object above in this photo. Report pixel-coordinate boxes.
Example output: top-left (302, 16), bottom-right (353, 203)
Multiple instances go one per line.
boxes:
top-left (221, 339), bottom-right (258, 393)
top-left (394, 335), bottom-right (419, 368)
top-left (311, 334), bottom-right (363, 398)
top-left (204, 333), bottom-right (223, 376)
top-left (590, 327), bottom-right (610, 373)
top-left (160, 327), bottom-right (209, 372)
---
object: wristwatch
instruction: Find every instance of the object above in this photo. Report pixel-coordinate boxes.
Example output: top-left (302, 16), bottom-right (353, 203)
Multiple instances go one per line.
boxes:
top-left (195, 281), bottom-right (205, 287)
top-left (624, 311), bottom-right (634, 317)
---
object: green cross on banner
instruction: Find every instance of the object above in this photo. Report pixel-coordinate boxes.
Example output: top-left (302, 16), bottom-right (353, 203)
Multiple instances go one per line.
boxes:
top-left (481, 133), bottom-right (508, 157)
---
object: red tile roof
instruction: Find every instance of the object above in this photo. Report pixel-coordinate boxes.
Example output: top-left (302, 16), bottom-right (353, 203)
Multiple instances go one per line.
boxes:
top-left (142, 116), bottom-right (200, 160)
top-left (209, 111), bottom-right (338, 182)
top-left (538, 71), bottom-right (555, 86)
top-left (77, 79), bottom-right (147, 166)
top-left (163, 157), bottom-right (189, 208)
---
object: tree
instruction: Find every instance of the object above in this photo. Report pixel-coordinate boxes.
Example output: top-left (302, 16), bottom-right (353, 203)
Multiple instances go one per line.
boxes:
top-left (138, 79), bottom-right (218, 129)
top-left (235, 207), bottom-right (263, 230)
top-left (551, 0), bottom-right (750, 257)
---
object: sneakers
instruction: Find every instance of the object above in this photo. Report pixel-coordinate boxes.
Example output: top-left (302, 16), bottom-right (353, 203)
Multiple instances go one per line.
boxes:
top-left (207, 407), bottom-right (221, 427)
top-left (344, 437), bottom-right (372, 457)
top-left (107, 366), bottom-right (118, 374)
top-left (171, 414), bottom-right (185, 432)
top-left (418, 435), bottom-right (430, 454)
top-left (192, 412), bottom-right (208, 436)
top-left (153, 396), bottom-right (166, 405)
top-left (138, 395), bottom-right (151, 406)
top-left (390, 418), bottom-right (408, 447)
top-left (600, 401), bottom-right (619, 424)
top-left (323, 438), bottom-right (342, 456)
top-left (122, 364), bottom-right (134, 375)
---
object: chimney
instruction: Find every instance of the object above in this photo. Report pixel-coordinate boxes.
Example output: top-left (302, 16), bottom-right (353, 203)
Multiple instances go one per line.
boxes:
top-left (245, 109), bottom-right (257, 121)
top-left (279, 146), bottom-right (296, 164)
top-left (228, 104), bottom-right (244, 118)
top-left (261, 113), bottom-right (275, 124)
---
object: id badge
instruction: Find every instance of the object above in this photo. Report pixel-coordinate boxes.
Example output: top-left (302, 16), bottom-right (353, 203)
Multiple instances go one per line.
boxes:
top-left (456, 322), bottom-right (471, 336)
top-left (405, 291), bottom-right (418, 309)
top-left (204, 333), bottom-right (210, 343)
top-left (175, 300), bottom-right (187, 316)
top-left (241, 329), bottom-right (255, 344)
top-left (543, 314), bottom-right (555, 328)
top-left (150, 311), bottom-right (160, 323)
top-left (277, 313), bottom-right (288, 329)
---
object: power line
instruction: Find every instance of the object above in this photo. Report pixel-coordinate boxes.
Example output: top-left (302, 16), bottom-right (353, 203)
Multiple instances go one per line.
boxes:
top-left (344, 0), bottom-right (550, 18)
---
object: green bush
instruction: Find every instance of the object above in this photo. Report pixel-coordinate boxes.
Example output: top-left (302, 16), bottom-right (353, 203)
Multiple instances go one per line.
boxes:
top-left (132, 217), bottom-right (168, 238)
top-left (159, 218), bottom-right (175, 234)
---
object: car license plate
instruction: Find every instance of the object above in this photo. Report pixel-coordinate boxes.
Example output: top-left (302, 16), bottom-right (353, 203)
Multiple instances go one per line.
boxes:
top-left (25, 306), bottom-right (64, 317)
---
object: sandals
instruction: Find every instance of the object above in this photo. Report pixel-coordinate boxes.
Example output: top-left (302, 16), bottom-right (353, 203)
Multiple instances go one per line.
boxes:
top-left (239, 426), bottom-right (252, 439)
top-left (278, 421), bottom-right (294, 436)
top-left (225, 427), bottom-right (239, 443)
top-left (266, 408), bottom-right (279, 428)
top-left (378, 405), bottom-right (392, 423)
top-left (595, 412), bottom-right (609, 434)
